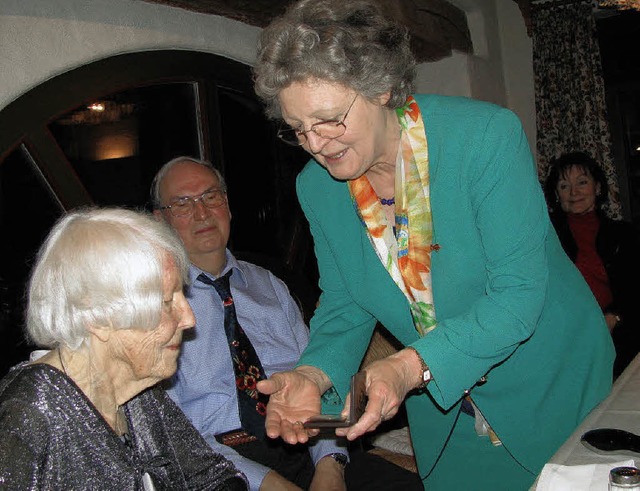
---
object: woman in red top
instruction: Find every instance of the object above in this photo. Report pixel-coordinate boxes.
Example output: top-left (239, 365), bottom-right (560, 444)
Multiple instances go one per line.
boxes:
top-left (544, 152), bottom-right (640, 377)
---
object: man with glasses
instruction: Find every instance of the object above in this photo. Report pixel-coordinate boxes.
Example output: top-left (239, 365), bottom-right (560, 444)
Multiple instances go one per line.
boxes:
top-left (151, 157), bottom-right (421, 491)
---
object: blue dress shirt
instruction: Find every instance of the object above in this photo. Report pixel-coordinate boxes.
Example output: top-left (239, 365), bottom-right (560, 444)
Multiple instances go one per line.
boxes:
top-left (166, 250), bottom-right (347, 491)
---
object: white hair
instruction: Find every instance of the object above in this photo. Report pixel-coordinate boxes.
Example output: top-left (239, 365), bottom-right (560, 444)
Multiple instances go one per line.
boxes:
top-left (26, 207), bottom-right (190, 350)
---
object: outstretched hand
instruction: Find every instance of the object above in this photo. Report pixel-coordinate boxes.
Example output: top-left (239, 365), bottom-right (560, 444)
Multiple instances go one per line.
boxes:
top-left (257, 366), bottom-right (329, 444)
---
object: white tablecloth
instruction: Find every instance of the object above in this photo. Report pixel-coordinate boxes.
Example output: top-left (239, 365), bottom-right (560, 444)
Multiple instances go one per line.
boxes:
top-left (533, 353), bottom-right (640, 489)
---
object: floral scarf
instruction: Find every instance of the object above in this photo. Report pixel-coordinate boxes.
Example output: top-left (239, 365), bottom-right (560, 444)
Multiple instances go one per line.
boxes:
top-left (348, 96), bottom-right (437, 336)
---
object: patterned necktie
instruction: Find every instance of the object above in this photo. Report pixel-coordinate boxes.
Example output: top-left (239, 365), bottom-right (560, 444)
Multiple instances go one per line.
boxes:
top-left (197, 270), bottom-right (268, 439)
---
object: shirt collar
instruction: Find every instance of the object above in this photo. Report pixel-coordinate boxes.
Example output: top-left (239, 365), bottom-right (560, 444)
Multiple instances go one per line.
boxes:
top-left (188, 249), bottom-right (249, 288)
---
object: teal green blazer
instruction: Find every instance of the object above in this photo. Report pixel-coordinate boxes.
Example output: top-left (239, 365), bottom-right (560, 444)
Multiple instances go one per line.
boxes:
top-left (296, 94), bottom-right (614, 477)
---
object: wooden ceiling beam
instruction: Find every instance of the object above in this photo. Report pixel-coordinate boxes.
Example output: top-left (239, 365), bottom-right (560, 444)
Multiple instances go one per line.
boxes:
top-left (139, 0), bottom-right (474, 62)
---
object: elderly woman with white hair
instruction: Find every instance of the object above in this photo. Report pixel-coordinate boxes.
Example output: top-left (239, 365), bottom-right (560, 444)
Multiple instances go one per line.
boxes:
top-left (0, 207), bottom-right (248, 490)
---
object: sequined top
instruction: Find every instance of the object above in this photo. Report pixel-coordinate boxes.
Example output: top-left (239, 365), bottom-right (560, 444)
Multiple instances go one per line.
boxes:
top-left (0, 362), bottom-right (248, 490)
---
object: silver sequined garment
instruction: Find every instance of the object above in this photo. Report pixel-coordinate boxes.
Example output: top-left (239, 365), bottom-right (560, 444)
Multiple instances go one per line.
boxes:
top-left (0, 363), bottom-right (248, 490)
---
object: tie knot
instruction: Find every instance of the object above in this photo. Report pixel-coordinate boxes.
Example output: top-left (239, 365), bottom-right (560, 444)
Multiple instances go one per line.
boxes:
top-left (198, 270), bottom-right (233, 301)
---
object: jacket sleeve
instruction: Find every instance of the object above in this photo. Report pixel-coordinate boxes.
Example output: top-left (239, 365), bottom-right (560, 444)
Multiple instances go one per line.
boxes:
top-left (157, 389), bottom-right (249, 490)
top-left (415, 107), bottom-right (550, 409)
top-left (296, 172), bottom-right (378, 408)
top-left (0, 398), bottom-right (46, 489)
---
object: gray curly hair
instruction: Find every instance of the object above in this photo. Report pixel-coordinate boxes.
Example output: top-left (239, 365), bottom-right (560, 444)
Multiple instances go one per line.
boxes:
top-left (253, 0), bottom-right (416, 119)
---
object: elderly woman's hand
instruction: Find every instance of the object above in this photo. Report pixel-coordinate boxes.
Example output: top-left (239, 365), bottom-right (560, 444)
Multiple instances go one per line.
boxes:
top-left (257, 365), bottom-right (331, 444)
top-left (336, 348), bottom-right (424, 441)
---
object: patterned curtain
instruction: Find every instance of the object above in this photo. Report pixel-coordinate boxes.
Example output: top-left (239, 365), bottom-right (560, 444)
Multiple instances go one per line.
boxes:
top-left (531, 0), bottom-right (622, 218)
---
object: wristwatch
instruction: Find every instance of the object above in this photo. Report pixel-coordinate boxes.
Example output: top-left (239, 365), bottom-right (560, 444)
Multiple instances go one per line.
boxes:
top-left (421, 365), bottom-right (433, 387)
top-left (407, 346), bottom-right (432, 389)
top-left (327, 453), bottom-right (348, 469)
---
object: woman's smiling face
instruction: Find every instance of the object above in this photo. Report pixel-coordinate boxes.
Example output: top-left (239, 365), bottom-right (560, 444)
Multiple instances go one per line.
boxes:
top-left (278, 79), bottom-right (395, 181)
top-left (556, 165), bottom-right (600, 215)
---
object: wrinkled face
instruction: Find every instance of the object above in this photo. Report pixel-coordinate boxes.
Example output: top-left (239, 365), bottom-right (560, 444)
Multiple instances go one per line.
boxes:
top-left (109, 256), bottom-right (195, 384)
top-left (556, 165), bottom-right (600, 215)
top-left (156, 161), bottom-right (231, 260)
top-left (278, 79), bottom-right (394, 181)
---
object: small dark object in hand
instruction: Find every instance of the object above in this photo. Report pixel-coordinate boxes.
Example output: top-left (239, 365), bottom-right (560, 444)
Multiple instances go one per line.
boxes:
top-left (581, 428), bottom-right (640, 455)
top-left (303, 372), bottom-right (367, 429)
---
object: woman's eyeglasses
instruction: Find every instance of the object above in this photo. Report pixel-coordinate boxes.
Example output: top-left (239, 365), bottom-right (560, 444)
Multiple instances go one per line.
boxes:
top-left (277, 94), bottom-right (358, 146)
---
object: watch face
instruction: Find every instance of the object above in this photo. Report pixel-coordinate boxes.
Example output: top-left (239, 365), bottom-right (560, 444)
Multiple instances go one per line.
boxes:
top-left (423, 369), bottom-right (432, 383)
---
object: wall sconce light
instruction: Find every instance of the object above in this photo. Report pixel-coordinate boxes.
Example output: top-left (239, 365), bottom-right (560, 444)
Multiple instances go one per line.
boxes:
top-left (88, 102), bottom-right (105, 112)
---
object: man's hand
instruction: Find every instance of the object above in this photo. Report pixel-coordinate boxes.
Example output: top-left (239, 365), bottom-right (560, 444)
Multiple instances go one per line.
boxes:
top-left (309, 455), bottom-right (347, 491)
top-left (257, 365), bottom-right (332, 444)
top-left (259, 470), bottom-right (302, 491)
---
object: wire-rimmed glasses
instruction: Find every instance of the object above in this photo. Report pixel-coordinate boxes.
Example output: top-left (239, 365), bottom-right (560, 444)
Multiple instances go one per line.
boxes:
top-left (159, 188), bottom-right (227, 217)
top-left (277, 94), bottom-right (358, 146)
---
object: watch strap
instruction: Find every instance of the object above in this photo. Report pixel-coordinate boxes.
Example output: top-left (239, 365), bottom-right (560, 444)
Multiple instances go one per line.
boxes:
top-left (327, 452), bottom-right (348, 469)
top-left (406, 346), bottom-right (432, 388)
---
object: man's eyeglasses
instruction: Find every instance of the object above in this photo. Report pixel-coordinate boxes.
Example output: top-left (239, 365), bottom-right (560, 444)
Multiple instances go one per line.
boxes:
top-left (277, 94), bottom-right (358, 146)
top-left (159, 188), bottom-right (227, 218)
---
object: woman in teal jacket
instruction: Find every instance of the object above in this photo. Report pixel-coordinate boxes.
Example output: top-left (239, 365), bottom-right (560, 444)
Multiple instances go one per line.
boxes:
top-left (253, 0), bottom-right (614, 489)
